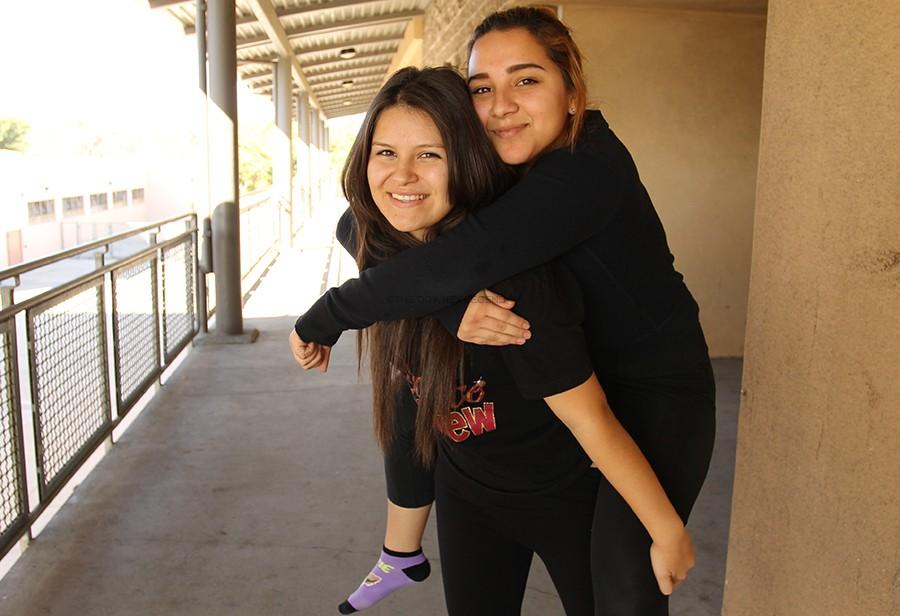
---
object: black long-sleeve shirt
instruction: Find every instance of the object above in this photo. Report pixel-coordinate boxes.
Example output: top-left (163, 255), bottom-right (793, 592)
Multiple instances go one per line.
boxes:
top-left (299, 110), bottom-right (709, 379)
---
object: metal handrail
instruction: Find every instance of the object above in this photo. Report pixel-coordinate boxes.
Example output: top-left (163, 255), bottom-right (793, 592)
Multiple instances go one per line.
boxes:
top-left (0, 228), bottom-right (195, 321)
top-left (0, 213), bottom-right (200, 564)
top-left (0, 193), bottom-right (291, 566)
top-left (0, 213), bottom-right (196, 283)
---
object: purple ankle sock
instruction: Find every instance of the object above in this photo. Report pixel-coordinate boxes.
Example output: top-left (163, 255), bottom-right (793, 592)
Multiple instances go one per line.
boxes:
top-left (339, 548), bottom-right (429, 613)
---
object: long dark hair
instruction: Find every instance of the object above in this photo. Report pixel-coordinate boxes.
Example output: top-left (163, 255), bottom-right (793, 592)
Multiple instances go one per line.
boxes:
top-left (343, 66), bottom-right (516, 465)
top-left (468, 6), bottom-right (588, 148)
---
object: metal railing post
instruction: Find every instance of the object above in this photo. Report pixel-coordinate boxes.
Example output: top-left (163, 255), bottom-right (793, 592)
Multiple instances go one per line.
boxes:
top-left (96, 246), bottom-right (118, 425)
top-left (197, 216), bottom-right (213, 333)
top-left (195, 216), bottom-right (208, 334)
top-left (150, 232), bottom-right (165, 382)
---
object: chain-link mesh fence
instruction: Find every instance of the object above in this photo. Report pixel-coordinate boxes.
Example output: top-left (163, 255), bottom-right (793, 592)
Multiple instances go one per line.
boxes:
top-left (112, 256), bottom-right (160, 413)
top-left (161, 238), bottom-right (195, 362)
top-left (28, 282), bottom-right (110, 494)
top-left (0, 318), bottom-right (26, 547)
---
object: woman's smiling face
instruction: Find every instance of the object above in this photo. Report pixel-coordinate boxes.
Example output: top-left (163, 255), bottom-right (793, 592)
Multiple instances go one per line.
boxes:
top-left (467, 27), bottom-right (574, 166)
top-left (366, 105), bottom-right (452, 241)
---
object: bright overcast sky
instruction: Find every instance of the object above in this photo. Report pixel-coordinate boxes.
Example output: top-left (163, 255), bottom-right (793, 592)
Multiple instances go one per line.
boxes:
top-left (0, 0), bottom-right (275, 156)
top-left (2, 1), bottom-right (190, 124)
top-left (0, 0), bottom-right (366, 180)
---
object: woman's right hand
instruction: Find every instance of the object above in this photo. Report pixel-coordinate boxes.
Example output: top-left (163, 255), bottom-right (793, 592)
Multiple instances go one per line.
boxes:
top-left (457, 289), bottom-right (531, 346)
top-left (289, 330), bottom-right (331, 372)
top-left (649, 527), bottom-right (695, 595)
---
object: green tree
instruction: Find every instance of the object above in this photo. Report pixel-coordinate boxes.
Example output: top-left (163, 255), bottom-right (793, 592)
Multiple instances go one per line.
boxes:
top-left (239, 140), bottom-right (273, 193)
top-left (239, 121), bottom-right (273, 193)
top-left (0, 118), bottom-right (30, 152)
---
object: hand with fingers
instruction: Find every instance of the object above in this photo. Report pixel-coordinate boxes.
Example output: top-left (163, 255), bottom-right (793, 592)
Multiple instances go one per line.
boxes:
top-left (289, 329), bottom-right (332, 373)
top-left (649, 526), bottom-right (695, 596)
top-left (456, 289), bottom-right (531, 346)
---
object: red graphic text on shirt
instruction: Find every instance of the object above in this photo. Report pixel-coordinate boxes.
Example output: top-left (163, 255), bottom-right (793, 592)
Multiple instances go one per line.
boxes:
top-left (405, 373), bottom-right (498, 441)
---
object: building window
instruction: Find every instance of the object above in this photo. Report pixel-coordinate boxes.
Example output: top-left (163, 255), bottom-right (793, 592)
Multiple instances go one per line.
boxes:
top-left (90, 192), bottom-right (109, 210)
top-left (113, 190), bottom-right (128, 208)
top-left (27, 199), bottom-right (55, 223)
top-left (62, 196), bottom-right (84, 217)
top-left (131, 188), bottom-right (144, 205)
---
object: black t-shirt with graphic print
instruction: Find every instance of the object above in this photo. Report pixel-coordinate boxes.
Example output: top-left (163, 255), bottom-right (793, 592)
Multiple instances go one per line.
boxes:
top-left (418, 262), bottom-right (595, 495)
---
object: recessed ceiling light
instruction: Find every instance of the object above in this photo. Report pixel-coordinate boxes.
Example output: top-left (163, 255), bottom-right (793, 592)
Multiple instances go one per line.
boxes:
top-left (343, 101), bottom-right (352, 106)
top-left (339, 48), bottom-right (357, 59)
top-left (341, 79), bottom-right (354, 88)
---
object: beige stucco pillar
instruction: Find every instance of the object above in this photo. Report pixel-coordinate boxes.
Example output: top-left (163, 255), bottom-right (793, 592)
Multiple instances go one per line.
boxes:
top-left (723, 2), bottom-right (900, 615)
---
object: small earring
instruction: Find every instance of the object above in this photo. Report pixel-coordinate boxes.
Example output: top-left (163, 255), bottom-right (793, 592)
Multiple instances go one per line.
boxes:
top-left (568, 107), bottom-right (576, 115)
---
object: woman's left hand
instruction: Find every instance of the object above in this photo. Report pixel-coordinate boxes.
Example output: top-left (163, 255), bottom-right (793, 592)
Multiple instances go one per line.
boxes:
top-left (456, 289), bottom-right (530, 346)
top-left (649, 527), bottom-right (695, 595)
top-left (289, 329), bottom-right (331, 372)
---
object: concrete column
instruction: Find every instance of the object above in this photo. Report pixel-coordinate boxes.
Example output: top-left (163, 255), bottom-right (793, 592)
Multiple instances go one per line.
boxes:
top-left (195, 0), bottom-right (210, 219)
top-left (322, 124), bottom-right (328, 199)
top-left (273, 56), bottom-right (293, 246)
top-left (298, 94), bottom-right (312, 219)
top-left (318, 117), bottom-right (326, 202)
top-left (206, 0), bottom-right (243, 336)
top-left (722, 2), bottom-right (900, 615)
top-left (310, 112), bottom-right (320, 212)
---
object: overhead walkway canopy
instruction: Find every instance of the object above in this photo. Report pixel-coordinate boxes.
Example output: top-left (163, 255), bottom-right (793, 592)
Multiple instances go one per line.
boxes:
top-left (151, 0), bottom-right (429, 117)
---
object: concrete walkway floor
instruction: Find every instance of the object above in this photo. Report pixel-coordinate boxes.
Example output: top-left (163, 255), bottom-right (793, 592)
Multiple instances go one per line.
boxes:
top-left (0, 217), bottom-right (742, 616)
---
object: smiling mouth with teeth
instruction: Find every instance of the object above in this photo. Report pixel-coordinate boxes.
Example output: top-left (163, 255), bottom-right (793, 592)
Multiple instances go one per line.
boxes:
top-left (390, 193), bottom-right (426, 202)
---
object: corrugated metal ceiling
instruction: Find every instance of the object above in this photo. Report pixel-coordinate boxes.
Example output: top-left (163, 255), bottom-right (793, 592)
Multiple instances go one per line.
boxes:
top-left (152, 0), bottom-right (429, 118)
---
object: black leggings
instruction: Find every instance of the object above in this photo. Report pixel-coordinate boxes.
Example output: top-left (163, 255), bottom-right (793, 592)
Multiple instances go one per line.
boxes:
top-left (588, 364), bottom-right (717, 615)
top-left (385, 362), bottom-right (716, 616)
top-left (435, 456), bottom-right (599, 616)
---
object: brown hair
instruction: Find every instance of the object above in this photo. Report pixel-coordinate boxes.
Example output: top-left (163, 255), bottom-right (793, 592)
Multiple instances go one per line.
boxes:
top-left (467, 6), bottom-right (588, 149)
top-left (342, 66), bottom-right (516, 465)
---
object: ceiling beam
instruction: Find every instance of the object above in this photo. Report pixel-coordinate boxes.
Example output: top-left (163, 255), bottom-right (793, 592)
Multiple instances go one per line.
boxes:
top-left (242, 0), bottom-right (323, 113)
top-left (236, 10), bottom-right (421, 50)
